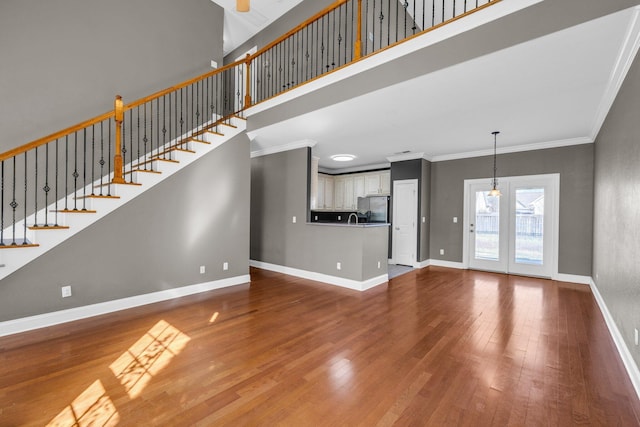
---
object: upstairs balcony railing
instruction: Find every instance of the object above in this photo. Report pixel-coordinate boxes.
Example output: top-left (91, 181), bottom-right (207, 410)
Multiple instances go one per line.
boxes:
top-left (0, 0), bottom-right (498, 247)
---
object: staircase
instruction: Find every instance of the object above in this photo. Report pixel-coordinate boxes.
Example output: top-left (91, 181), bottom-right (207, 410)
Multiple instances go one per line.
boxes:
top-left (0, 116), bottom-right (246, 282)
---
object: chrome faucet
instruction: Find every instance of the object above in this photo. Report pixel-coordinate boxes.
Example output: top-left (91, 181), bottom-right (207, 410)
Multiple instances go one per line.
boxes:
top-left (348, 213), bottom-right (358, 224)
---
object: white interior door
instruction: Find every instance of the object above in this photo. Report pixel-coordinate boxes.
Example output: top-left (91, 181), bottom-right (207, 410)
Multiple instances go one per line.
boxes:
top-left (393, 179), bottom-right (417, 267)
top-left (466, 174), bottom-right (558, 278)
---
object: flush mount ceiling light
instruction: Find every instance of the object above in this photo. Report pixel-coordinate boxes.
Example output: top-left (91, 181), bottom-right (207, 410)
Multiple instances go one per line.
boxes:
top-left (489, 131), bottom-right (502, 197)
top-left (236, 0), bottom-right (249, 12)
top-left (330, 154), bottom-right (356, 162)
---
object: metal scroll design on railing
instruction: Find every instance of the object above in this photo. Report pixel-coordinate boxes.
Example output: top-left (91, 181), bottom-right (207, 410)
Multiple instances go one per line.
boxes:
top-left (0, 61), bottom-right (247, 246)
top-left (245, 0), bottom-right (497, 106)
top-left (0, 0), bottom-right (498, 246)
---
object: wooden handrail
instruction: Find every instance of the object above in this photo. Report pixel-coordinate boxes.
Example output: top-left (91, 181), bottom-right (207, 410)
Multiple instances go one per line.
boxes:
top-left (124, 57), bottom-right (249, 111)
top-left (251, 0), bottom-right (350, 59)
top-left (0, 111), bottom-right (114, 162)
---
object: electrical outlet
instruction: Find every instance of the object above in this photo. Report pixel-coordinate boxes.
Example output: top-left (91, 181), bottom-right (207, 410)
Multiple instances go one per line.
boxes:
top-left (635, 328), bottom-right (638, 346)
top-left (61, 286), bottom-right (72, 298)
top-left (337, 262), bottom-right (341, 270)
top-left (453, 217), bottom-right (458, 223)
top-left (200, 266), bottom-right (205, 274)
top-left (377, 261), bottom-right (381, 269)
top-left (440, 249), bottom-right (444, 255)
top-left (210, 60), bottom-right (218, 68)
top-left (223, 262), bottom-right (229, 271)
top-left (292, 216), bottom-right (297, 223)
top-left (422, 217), bottom-right (426, 223)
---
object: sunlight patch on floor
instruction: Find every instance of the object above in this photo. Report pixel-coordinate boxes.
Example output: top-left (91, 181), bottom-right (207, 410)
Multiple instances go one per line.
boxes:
top-left (47, 380), bottom-right (119, 427)
top-left (109, 320), bottom-right (190, 399)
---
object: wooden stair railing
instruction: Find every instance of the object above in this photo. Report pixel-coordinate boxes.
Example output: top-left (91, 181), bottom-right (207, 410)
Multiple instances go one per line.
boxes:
top-left (0, 0), bottom-right (499, 249)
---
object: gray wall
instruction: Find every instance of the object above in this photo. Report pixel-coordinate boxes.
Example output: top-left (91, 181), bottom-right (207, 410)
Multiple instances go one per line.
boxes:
top-left (0, 134), bottom-right (250, 322)
top-left (251, 147), bottom-right (388, 281)
top-left (592, 51), bottom-right (640, 368)
top-left (420, 159), bottom-right (431, 262)
top-left (430, 144), bottom-right (594, 276)
top-left (0, 0), bottom-right (224, 152)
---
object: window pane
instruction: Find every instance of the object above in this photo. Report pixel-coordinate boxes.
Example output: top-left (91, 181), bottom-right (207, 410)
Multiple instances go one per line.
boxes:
top-left (475, 191), bottom-right (499, 261)
top-left (514, 188), bottom-right (544, 265)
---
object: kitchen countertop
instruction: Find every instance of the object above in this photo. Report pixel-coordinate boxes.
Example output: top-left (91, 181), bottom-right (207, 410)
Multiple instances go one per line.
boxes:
top-left (306, 222), bottom-right (390, 228)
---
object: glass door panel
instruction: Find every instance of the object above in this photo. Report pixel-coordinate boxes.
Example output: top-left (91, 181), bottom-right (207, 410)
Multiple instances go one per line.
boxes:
top-left (514, 188), bottom-right (544, 265)
top-left (475, 191), bottom-right (500, 261)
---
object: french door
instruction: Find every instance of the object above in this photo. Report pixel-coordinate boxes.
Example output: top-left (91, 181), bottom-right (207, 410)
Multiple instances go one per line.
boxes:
top-left (465, 174), bottom-right (558, 278)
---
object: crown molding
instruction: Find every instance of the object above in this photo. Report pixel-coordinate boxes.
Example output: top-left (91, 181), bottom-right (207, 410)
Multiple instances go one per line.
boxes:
top-left (250, 139), bottom-right (316, 158)
top-left (429, 136), bottom-right (593, 162)
top-left (590, 6), bottom-right (640, 141)
top-left (386, 152), bottom-right (426, 163)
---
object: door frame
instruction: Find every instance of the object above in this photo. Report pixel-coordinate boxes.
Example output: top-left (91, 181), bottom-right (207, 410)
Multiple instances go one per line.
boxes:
top-left (462, 173), bottom-right (560, 279)
top-left (392, 179), bottom-right (418, 267)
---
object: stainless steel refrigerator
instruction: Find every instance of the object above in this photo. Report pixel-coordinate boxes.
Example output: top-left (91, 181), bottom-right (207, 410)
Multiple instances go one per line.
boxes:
top-left (357, 196), bottom-right (390, 223)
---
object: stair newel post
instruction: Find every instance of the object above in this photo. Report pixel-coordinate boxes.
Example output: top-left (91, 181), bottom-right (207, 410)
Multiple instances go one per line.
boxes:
top-left (355, 0), bottom-right (363, 60)
top-left (244, 53), bottom-right (252, 109)
top-left (112, 95), bottom-right (125, 184)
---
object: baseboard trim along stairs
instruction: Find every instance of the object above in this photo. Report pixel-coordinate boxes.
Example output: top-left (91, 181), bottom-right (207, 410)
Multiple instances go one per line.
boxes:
top-left (0, 274), bottom-right (250, 337)
top-left (0, 116), bottom-right (246, 282)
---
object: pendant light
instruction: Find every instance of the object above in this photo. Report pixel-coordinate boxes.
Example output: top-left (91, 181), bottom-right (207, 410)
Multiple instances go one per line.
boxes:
top-left (236, 0), bottom-right (249, 12)
top-left (488, 131), bottom-right (502, 197)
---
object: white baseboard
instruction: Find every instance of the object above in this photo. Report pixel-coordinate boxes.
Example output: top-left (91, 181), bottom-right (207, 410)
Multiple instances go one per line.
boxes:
top-left (427, 259), bottom-right (465, 269)
top-left (0, 275), bottom-right (250, 338)
top-left (414, 259), bottom-right (431, 269)
top-left (554, 273), bottom-right (592, 285)
top-left (250, 260), bottom-right (388, 291)
top-left (589, 278), bottom-right (640, 401)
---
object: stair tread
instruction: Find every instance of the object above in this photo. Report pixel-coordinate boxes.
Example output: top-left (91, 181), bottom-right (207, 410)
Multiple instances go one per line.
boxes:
top-left (188, 138), bottom-right (211, 145)
top-left (75, 194), bottom-right (121, 200)
top-left (0, 241), bottom-right (39, 249)
top-left (29, 225), bottom-right (70, 230)
top-left (53, 209), bottom-right (98, 214)
top-left (205, 130), bottom-right (224, 137)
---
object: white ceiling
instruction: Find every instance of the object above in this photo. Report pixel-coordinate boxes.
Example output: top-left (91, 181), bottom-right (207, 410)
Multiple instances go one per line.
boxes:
top-left (211, 0), bottom-right (304, 55)
top-left (245, 6), bottom-right (640, 171)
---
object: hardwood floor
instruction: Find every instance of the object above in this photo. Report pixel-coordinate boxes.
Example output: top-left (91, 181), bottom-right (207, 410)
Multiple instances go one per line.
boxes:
top-left (1, 267), bottom-right (639, 426)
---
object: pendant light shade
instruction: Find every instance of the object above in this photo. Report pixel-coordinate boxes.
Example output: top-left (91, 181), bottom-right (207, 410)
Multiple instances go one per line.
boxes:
top-left (489, 131), bottom-right (502, 197)
top-left (236, 0), bottom-right (249, 12)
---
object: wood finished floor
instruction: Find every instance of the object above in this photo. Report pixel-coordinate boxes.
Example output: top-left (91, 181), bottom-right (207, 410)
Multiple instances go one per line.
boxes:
top-left (1, 267), bottom-right (639, 426)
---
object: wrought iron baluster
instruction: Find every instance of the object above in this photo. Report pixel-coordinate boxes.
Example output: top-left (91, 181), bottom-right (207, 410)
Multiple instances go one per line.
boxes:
top-left (34, 146), bottom-right (38, 227)
top-left (44, 143), bottom-right (50, 226)
top-left (55, 139), bottom-right (60, 223)
top-left (82, 129), bottom-right (87, 210)
top-left (64, 135), bottom-right (69, 211)
top-left (0, 161), bottom-right (4, 245)
top-left (23, 152), bottom-right (28, 242)
top-left (137, 107), bottom-right (141, 170)
top-left (99, 122), bottom-right (105, 196)
top-left (107, 119), bottom-right (111, 197)
top-left (91, 126), bottom-right (95, 195)
top-left (432, 0), bottom-right (436, 27)
top-left (11, 157), bottom-right (17, 245)
top-left (73, 133), bottom-right (78, 210)
top-left (143, 104), bottom-right (148, 170)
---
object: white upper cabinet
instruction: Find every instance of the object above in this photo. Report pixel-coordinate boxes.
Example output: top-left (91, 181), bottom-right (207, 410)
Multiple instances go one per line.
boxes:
top-left (313, 170), bottom-right (389, 211)
top-left (365, 171), bottom-right (391, 195)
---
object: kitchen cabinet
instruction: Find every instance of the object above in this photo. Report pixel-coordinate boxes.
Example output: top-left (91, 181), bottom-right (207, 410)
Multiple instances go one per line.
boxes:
top-left (334, 177), bottom-right (345, 209)
top-left (317, 174), bottom-right (334, 210)
top-left (365, 171), bottom-right (391, 195)
top-left (314, 170), bottom-right (388, 211)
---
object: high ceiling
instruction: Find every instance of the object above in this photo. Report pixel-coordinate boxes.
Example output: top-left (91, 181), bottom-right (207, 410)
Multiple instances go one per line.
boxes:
top-left (210, 0), bottom-right (304, 55)
top-left (219, 1), bottom-right (640, 172)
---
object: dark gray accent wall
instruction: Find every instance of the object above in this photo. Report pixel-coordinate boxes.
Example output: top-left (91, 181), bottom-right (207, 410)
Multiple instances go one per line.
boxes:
top-left (0, 135), bottom-right (250, 322)
top-left (430, 144), bottom-right (594, 276)
top-left (593, 51), bottom-right (640, 368)
top-left (251, 148), bottom-right (388, 281)
top-left (420, 159), bottom-right (431, 262)
top-left (0, 0), bottom-right (224, 152)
